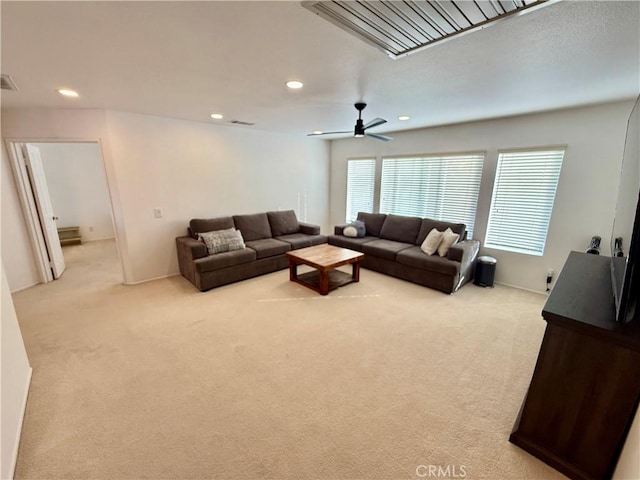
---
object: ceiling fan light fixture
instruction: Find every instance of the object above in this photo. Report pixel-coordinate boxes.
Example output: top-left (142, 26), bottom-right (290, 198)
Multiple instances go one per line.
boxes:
top-left (398, 115), bottom-right (411, 121)
top-left (308, 102), bottom-right (391, 142)
top-left (286, 80), bottom-right (303, 89)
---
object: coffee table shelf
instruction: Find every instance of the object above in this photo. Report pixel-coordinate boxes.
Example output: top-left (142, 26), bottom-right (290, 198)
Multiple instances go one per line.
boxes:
top-left (296, 269), bottom-right (356, 293)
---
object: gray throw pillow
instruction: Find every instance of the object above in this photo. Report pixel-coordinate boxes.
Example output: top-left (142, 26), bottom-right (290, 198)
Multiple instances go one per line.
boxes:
top-left (343, 220), bottom-right (366, 238)
top-left (198, 228), bottom-right (245, 255)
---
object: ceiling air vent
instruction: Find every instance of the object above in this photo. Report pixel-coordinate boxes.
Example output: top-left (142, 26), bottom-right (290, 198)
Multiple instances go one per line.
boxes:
top-left (302, 0), bottom-right (554, 59)
top-left (228, 120), bottom-right (256, 126)
top-left (1, 74), bottom-right (19, 91)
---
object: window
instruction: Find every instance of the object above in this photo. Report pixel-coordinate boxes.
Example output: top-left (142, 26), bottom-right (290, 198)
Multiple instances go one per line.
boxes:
top-left (345, 158), bottom-right (376, 222)
top-left (380, 153), bottom-right (484, 238)
top-left (485, 148), bottom-right (565, 256)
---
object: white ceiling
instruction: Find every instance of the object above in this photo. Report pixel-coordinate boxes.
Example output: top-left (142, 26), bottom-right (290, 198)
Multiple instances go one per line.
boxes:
top-left (1, 1), bottom-right (639, 139)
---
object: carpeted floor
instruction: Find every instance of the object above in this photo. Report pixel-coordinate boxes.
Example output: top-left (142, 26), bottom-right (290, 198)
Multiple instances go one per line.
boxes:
top-left (12, 239), bottom-right (566, 479)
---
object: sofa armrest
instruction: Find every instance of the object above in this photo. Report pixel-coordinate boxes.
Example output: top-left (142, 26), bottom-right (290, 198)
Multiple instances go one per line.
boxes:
top-left (448, 239), bottom-right (480, 264)
top-left (176, 236), bottom-right (208, 288)
top-left (299, 222), bottom-right (320, 235)
top-left (177, 236), bottom-right (208, 260)
top-left (448, 239), bottom-right (481, 286)
top-left (334, 224), bottom-right (349, 235)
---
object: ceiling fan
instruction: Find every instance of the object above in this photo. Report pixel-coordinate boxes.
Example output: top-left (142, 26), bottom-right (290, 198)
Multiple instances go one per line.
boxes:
top-left (308, 102), bottom-right (393, 141)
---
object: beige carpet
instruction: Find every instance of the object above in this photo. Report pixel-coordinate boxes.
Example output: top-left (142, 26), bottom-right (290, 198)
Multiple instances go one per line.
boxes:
top-left (12, 239), bottom-right (566, 480)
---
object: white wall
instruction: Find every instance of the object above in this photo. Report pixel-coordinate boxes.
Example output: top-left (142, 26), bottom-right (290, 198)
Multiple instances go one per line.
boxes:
top-left (330, 100), bottom-right (635, 292)
top-left (0, 259), bottom-right (32, 479)
top-left (104, 110), bottom-right (330, 282)
top-left (35, 142), bottom-right (115, 242)
top-left (1, 108), bottom-right (330, 287)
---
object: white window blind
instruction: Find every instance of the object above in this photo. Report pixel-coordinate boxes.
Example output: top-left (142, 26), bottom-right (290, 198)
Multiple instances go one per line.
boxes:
top-left (346, 158), bottom-right (376, 222)
top-left (380, 153), bottom-right (484, 238)
top-left (485, 148), bottom-right (565, 256)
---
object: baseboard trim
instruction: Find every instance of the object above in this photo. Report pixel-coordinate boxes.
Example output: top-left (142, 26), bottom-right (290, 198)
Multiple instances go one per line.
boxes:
top-left (81, 237), bottom-right (116, 243)
top-left (495, 282), bottom-right (549, 296)
top-left (8, 367), bottom-right (33, 479)
top-left (123, 273), bottom-right (180, 286)
top-left (10, 282), bottom-right (40, 294)
top-left (494, 281), bottom-right (548, 296)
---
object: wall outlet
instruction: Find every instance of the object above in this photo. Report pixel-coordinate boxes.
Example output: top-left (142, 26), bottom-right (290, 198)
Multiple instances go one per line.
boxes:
top-left (88, 226), bottom-right (94, 232)
top-left (547, 268), bottom-right (555, 277)
top-left (154, 208), bottom-right (163, 218)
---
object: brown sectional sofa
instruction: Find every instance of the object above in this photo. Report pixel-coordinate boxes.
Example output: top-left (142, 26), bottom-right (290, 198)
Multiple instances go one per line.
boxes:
top-left (328, 212), bottom-right (480, 293)
top-left (176, 210), bottom-right (326, 291)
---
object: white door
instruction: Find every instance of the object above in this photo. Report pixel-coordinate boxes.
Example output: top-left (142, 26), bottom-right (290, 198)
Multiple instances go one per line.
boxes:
top-left (22, 144), bottom-right (66, 278)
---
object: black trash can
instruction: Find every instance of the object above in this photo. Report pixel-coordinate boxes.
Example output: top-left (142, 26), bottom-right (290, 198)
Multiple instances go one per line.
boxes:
top-left (474, 256), bottom-right (497, 287)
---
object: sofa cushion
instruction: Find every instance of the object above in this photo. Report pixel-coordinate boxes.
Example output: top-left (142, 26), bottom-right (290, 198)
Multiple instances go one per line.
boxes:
top-left (362, 239), bottom-right (413, 261)
top-left (416, 218), bottom-right (466, 245)
top-left (276, 233), bottom-right (327, 250)
top-left (198, 228), bottom-right (245, 255)
top-left (356, 212), bottom-right (387, 237)
top-left (267, 210), bottom-right (300, 236)
top-left (343, 220), bottom-right (366, 238)
top-left (233, 213), bottom-right (273, 241)
top-left (437, 228), bottom-right (460, 257)
top-left (194, 248), bottom-right (256, 274)
top-left (189, 217), bottom-right (235, 239)
top-left (245, 238), bottom-right (291, 259)
top-left (421, 228), bottom-right (444, 255)
top-left (379, 214), bottom-right (422, 244)
top-left (328, 235), bottom-right (377, 252)
top-left (396, 246), bottom-right (460, 276)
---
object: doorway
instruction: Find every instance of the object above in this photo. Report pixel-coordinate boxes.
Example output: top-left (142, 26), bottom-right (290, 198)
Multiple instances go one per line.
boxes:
top-left (5, 140), bottom-right (123, 285)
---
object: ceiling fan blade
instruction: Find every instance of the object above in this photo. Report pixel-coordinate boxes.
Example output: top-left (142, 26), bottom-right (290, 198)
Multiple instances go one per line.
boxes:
top-left (307, 130), bottom-right (352, 136)
top-left (363, 118), bottom-right (387, 130)
top-left (366, 132), bottom-right (393, 142)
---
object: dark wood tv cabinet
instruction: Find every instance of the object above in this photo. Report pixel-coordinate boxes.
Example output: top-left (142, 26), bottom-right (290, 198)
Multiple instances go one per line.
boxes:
top-left (510, 251), bottom-right (640, 480)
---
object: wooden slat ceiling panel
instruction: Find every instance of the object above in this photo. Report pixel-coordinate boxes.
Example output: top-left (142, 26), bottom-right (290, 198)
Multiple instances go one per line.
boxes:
top-left (302, 0), bottom-right (550, 58)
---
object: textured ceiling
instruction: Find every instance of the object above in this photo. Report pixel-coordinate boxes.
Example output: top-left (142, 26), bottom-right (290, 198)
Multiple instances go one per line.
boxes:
top-left (1, 1), bottom-right (639, 139)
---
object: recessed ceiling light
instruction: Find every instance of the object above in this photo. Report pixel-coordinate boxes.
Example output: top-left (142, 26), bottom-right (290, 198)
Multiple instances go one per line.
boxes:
top-left (57, 89), bottom-right (79, 97)
top-left (210, 113), bottom-right (224, 119)
top-left (398, 115), bottom-right (411, 121)
top-left (313, 130), bottom-right (323, 135)
top-left (286, 80), bottom-right (303, 89)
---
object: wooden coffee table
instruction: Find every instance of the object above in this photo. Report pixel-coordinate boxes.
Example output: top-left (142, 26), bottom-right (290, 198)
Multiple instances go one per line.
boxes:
top-left (286, 244), bottom-right (364, 295)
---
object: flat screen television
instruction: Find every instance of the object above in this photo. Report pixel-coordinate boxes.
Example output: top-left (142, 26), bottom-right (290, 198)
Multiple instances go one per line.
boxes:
top-left (611, 95), bottom-right (640, 324)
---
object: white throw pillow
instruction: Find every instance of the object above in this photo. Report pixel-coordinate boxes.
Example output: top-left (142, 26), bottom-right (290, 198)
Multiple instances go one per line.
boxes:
top-left (421, 228), bottom-right (444, 255)
top-left (343, 220), bottom-right (366, 238)
top-left (343, 226), bottom-right (357, 237)
top-left (437, 228), bottom-right (460, 257)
